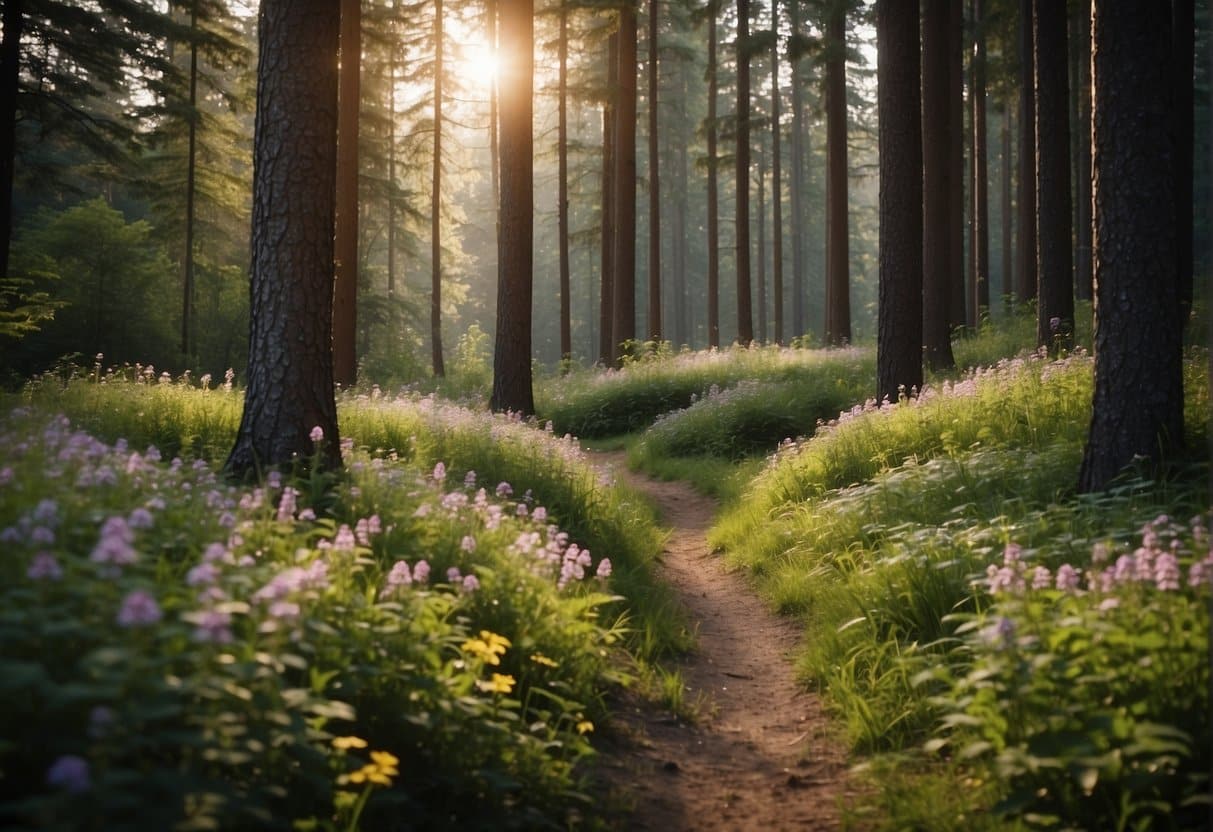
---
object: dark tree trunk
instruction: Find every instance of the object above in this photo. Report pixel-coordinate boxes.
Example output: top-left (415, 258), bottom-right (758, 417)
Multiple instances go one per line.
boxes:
top-left (675, 87), bottom-right (690, 347)
top-left (647, 0), bottom-right (661, 341)
top-left (923, 0), bottom-right (955, 371)
top-left (971, 0), bottom-right (989, 321)
top-left (1, 0), bottom-right (25, 292)
top-left (824, 0), bottom-right (850, 346)
top-left (181, 2), bottom-right (199, 360)
top-left (558, 0), bottom-right (572, 364)
top-left (333, 0), bottom-right (360, 387)
top-left (1015, 0), bottom-right (1036, 304)
top-left (612, 3), bottom-right (638, 362)
top-left (770, 2), bottom-right (783, 345)
top-left (226, 0), bottom-right (342, 477)
top-left (430, 0), bottom-right (445, 377)
top-left (1032, 0), bottom-right (1072, 350)
top-left (947, 0), bottom-right (965, 329)
top-left (490, 0), bottom-right (535, 413)
top-left (735, 0), bottom-right (753, 344)
top-left (1001, 99), bottom-right (1012, 306)
top-left (707, 7), bottom-right (721, 348)
top-left (1072, 3), bottom-right (1092, 301)
top-left (877, 0), bottom-right (923, 403)
top-left (1079, 2), bottom-right (1182, 492)
top-left (1173, 0), bottom-right (1194, 325)
top-left (756, 141), bottom-right (767, 342)
top-left (788, 0), bottom-right (806, 339)
top-left (599, 34), bottom-right (617, 364)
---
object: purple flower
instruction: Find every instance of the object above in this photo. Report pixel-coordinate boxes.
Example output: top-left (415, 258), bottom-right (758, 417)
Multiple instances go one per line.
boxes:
top-left (446, 567), bottom-right (462, 583)
top-left (202, 542), bottom-right (229, 563)
top-left (1030, 565), bottom-right (1052, 590)
top-left (269, 601), bottom-right (301, 621)
top-left (277, 487), bottom-right (298, 523)
top-left (412, 560), bottom-right (431, 584)
top-left (88, 706), bottom-right (115, 739)
top-left (192, 609), bottom-right (234, 643)
top-left (46, 755), bottom-right (90, 793)
top-left (495, 482), bottom-right (513, 498)
top-left (595, 558), bottom-right (613, 579)
top-left (309, 425), bottom-right (325, 444)
top-left (30, 526), bottom-right (55, 545)
top-left (463, 470), bottom-right (477, 488)
top-left (461, 574), bottom-right (480, 593)
top-left (1154, 552), bottom-right (1181, 591)
top-left (1054, 563), bottom-right (1081, 592)
top-left (460, 535), bottom-right (477, 553)
top-left (27, 551), bottom-right (63, 581)
top-left (117, 590), bottom-right (162, 627)
top-left (981, 616), bottom-right (1016, 649)
top-left (386, 560), bottom-right (412, 587)
top-left (127, 508), bottom-right (154, 530)
top-left (532, 507), bottom-right (547, 523)
top-left (432, 461), bottom-right (447, 483)
top-left (333, 524), bottom-right (356, 551)
top-left (91, 516), bottom-right (137, 567)
top-left (186, 562), bottom-right (220, 586)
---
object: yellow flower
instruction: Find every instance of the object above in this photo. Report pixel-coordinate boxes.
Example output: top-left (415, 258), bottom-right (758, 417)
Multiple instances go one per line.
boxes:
top-left (370, 750), bottom-right (400, 775)
top-left (477, 673), bottom-right (516, 694)
top-left (461, 631), bottom-right (511, 665)
top-left (331, 736), bottom-right (368, 750)
top-left (576, 720), bottom-right (594, 735)
top-left (529, 653), bottom-right (558, 667)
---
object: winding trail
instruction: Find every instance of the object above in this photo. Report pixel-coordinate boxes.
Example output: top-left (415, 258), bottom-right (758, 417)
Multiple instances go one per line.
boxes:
top-left (589, 452), bottom-right (859, 831)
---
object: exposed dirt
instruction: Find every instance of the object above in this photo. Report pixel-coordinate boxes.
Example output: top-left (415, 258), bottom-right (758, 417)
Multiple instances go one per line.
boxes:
top-left (588, 451), bottom-right (860, 831)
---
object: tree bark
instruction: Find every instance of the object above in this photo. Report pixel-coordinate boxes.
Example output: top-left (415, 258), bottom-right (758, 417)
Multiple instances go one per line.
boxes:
top-left (333, 0), bottom-right (360, 387)
top-left (735, 0), bottom-right (754, 345)
top-left (490, 0), bottom-right (535, 413)
top-left (1173, 0), bottom-right (1194, 325)
top-left (1072, 3), bottom-right (1092, 302)
top-left (947, 0), bottom-right (965, 329)
top-left (1015, 0), bottom-right (1036, 304)
top-left (226, 0), bottom-right (342, 477)
top-left (430, 0), bottom-right (445, 377)
top-left (788, 0), bottom-right (806, 339)
top-left (612, 3), bottom-right (638, 362)
top-left (0, 0), bottom-right (21, 290)
top-left (599, 34), bottom-right (618, 364)
top-left (824, 0), bottom-right (850, 346)
top-left (877, 0), bottom-right (923, 403)
top-left (707, 7), bottom-right (721, 348)
top-left (558, 0), bottom-right (572, 364)
top-left (971, 0), bottom-right (989, 321)
top-left (647, 0), bottom-right (661, 341)
top-left (770, 1), bottom-right (784, 345)
top-left (756, 140), bottom-right (767, 342)
top-left (1079, 1), bottom-right (1182, 492)
top-left (487, 0), bottom-right (500, 214)
top-left (923, 0), bottom-right (955, 371)
top-left (181, 2), bottom-right (199, 360)
top-left (1000, 99), bottom-right (1012, 307)
top-left (1032, 0), bottom-right (1072, 351)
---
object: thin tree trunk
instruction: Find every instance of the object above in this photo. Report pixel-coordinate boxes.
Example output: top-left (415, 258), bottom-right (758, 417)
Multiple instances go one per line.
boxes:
top-left (647, 0), bottom-right (661, 341)
top-left (1033, 0), bottom-right (1072, 350)
top-left (612, 4), bottom-right (638, 362)
top-left (770, 1), bottom-right (784, 345)
top-left (824, 0), bottom-right (850, 346)
top-left (707, 7), bottom-right (720, 348)
top-left (675, 86), bottom-right (690, 346)
top-left (1073, 4), bottom-right (1092, 301)
top-left (388, 2), bottom-right (398, 298)
top-left (971, 0), bottom-right (989, 321)
top-left (948, 0), bottom-right (965, 329)
top-left (490, 0), bottom-right (535, 414)
top-left (1173, 0), bottom-right (1194, 325)
top-left (0, 0), bottom-right (22, 289)
top-left (735, 0), bottom-right (753, 344)
top-left (1015, 0), bottom-right (1036, 304)
top-left (181, 2), bottom-right (199, 359)
top-left (877, 0), bottom-right (923, 404)
top-left (599, 35), bottom-right (618, 365)
top-left (487, 0), bottom-right (500, 211)
top-left (757, 140), bottom-right (767, 342)
top-left (923, 0), bottom-right (956, 371)
top-left (333, 0), bottom-right (360, 386)
top-left (789, 0), bottom-right (806, 339)
top-left (430, 0), bottom-right (445, 377)
top-left (1001, 100), bottom-right (1012, 307)
top-left (558, 0), bottom-right (572, 364)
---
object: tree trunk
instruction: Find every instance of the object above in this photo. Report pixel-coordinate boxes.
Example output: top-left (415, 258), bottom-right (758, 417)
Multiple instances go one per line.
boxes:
top-left (1079, 2), bottom-right (1181, 492)
top-left (1032, 0), bottom-right (1072, 351)
top-left (558, 0), bottom-right (572, 364)
top-left (789, 0), bottom-right (806, 339)
top-left (0, 0), bottom-right (22, 290)
top-left (824, 0), bottom-right (850, 346)
top-left (947, 0), bottom-right (965, 329)
top-left (599, 34), bottom-right (617, 364)
top-left (770, 2), bottom-right (784, 345)
top-left (1015, 0), bottom-right (1036, 304)
top-left (487, 0), bottom-right (500, 212)
top-left (707, 7), bottom-right (721, 348)
top-left (1072, 3), bottom-right (1092, 301)
top-left (647, 0), bottom-right (661, 342)
top-left (1173, 0), bottom-right (1194, 325)
top-left (971, 0), bottom-right (989, 321)
top-left (226, 0), bottom-right (342, 477)
top-left (1001, 99), bottom-right (1012, 306)
top-left (490, 0), bottom-right (535, 414)
top-left (675, 83), bottom-right (690, 347)
top-left (756, 140), bottom-right (767, 343)
top-left (388, 6), bottom-right (398, 298)
top-left (181, 2), bottom-right (199, 360)
top-left (877, 0), bottom-right (923, 403)
top-left (735, 0), bottom-right (753, 344)
top-left (430, 0), bottom-right (445, 377)
top-left (333, 0), bottom-right (360, 387)
top-left (923, 0), bottom-right (956, 371)
top-left (612, 3), bottom-right (638, 362)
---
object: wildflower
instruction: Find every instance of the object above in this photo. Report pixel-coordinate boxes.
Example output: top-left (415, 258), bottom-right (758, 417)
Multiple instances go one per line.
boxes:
top-left (463, 470), bottom-right (477, 488)
top-left (386, 560), bottom-right (412, 588)
top-left (530, 653), bottom-right (558, 668)
top-left (446, 567), bottom-right (462, 583)
top-left (462, 631), bottom-right (511, 665)
top-left (980, 616), bottom-right (1016, 649)
top-left (186, 562), bottom-right (220, 586)
top-left (309, 426), bottom-right (324, 444)
top-left (495, 481), bottom-right (513, 498)
top-left (27, 551), bottom-right (63, 581)
top-left (460, 535), bottom-right (476, 553)
top-left (576, 720), bottom-right (594, 735)
top-left (516, 503), bottom-right (528, 517)
top-left (342, 749), bottom-right (400, 786)
top-left (298, 508), bottom-right (316, 521)
top-left (432, 461), bottom-right (446, 482)
top-left (1002, 543), bottom-right (1022, 566)
top-left (332, 736), bottom-right (368, 751)
top-left (46, 755), bottom-right (91, 793)
top-left (1030, 565), bottom-right (1052, 590)
top-left (595, 558), bottom-right (613, 580)
top-left (276, 487), bottom-right (298, 523)
top-left (412, 560), bottom-right (431, 583)
top-left (333, 524), bottom-right (357, 551)
top-left (413, 503), bottom-right (432, 519)
top-left (1098, 597), bottom-right (1121, 612)
top-left (461, 574), bottom-right (480, 592)
top-left (1154, 552), bottom-right (1181, 591)
top-left (269, 601), bottom-right (301, 621)
top-left (91, 516), bottom-right (138, 566)
top-left (88, 706), bottom-right (115, 739)
top-left (202, 542), bottom-right (229, 563)
top-left (477, 673), bottom-right (516, 694)
top-left (267, 470), bottom-right (282, 490)
top-left (1054, 563), bottom-right (1081, 592)
top-left (192, 609), bottom-right (234, 644)
top-left (117, 590), bottom-right (162, 627)
top-left (532, 506), bottom-right (547, 523)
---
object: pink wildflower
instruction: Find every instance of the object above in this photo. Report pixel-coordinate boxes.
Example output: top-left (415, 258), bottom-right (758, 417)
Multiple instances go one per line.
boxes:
top-left (117, 590), bottom-right (162, 627)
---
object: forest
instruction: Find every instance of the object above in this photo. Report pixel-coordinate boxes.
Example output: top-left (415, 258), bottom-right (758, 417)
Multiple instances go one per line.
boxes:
top-left (0, 0), bottom-right (1210, 830)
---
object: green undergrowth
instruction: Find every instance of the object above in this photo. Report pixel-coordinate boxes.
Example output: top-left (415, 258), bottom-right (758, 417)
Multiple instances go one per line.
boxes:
top-left (711, 348), bottom-right (1211, 830)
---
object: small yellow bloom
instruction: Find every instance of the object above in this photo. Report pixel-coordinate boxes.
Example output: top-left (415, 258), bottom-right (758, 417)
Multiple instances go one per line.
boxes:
top-left (331, 736), bottom-right (368, 750)
top-left (370, 750), bottom-right (400, 773)
top-left (477, 673), bottom-right (516, 694)
top-left (576, 720), bottom-right (594, 735)
top-left (461, 631), bottom-right (511, 665)
top-left (530, 653), bottom-right (558, 667)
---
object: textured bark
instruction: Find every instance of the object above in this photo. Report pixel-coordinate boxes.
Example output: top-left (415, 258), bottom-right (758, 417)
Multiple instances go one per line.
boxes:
top-left (922, 0), bottom-right (955, 371)
top-left (707, 8), bottom-right (721, 348)
top-left (490, 0), bottom-right (534, 414)
top-left (1015, 0), bottom-right (1036, 304)
top-left (1032, 0), bottom-right (1072, 350)
top-left (757, 142), bottom-right (767, 342)
top-left (971, 0), bottom-right (989, 320)
top-left (1, 0), bottom-right (25, 291)
top-left (770, 2), bottom-right (783, 345)
top-left (1078, 3), bottom-right (1182, 493)
top-left (947, 0), bottom-right (965, 329)
top-left (226, 0), bottom-right (342, 477)
top-left (735, 0), bottom-right (753, 344)
top-left (181, 2), bottom-right (198, 359)
top-left (1072, 4), bottom-right (1092, 301)
top-left (558, 1), bottom-right (572, 364)
top-left (647, 0), bottom-right (661, 341)
top-left (1173, 0), bottom-right (1194, 324)
top-left (788, 0), bottom-right (806, 339)
top-left (388, 4), bottom-right (399, 298)
top-left (487, 0), bottom-right (500, 213)
top-left (333, 0), bottom-right (360, 386)
top-left (612, 4), bottom-right (638, 362)
top-left (675, 92), bottom-right (690, 347)
top-left (877, 0), bottom-right (923, 403)
top-left (430, 0), bottom-right (445, 377)
top-left (1000, 99), bottom-right (1012, 305)
top-left (824, 1), bottom-right (850, 346)
top-left (599, 35), bottom-right (617, 364)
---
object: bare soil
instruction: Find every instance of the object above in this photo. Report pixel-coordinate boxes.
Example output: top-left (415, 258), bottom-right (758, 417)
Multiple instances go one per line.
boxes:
top-left (588, 452), bottom-right (860, 831)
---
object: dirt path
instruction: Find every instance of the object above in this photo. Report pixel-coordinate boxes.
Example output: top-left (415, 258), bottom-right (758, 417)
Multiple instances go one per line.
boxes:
top-left (589, 452), bottom-right (859, 831)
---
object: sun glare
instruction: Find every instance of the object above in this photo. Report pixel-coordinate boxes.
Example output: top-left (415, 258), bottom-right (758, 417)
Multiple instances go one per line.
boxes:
top-left (457, 40), bottom-right (498, 91)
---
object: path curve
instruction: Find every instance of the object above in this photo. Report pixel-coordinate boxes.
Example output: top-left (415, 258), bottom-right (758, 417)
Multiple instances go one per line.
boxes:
top-left (590, 451), bottom-right (858, 831)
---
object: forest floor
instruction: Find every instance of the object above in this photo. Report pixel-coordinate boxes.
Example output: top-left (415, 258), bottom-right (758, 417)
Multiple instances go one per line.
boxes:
top-left (587, 451), bottom-right (862, 831)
